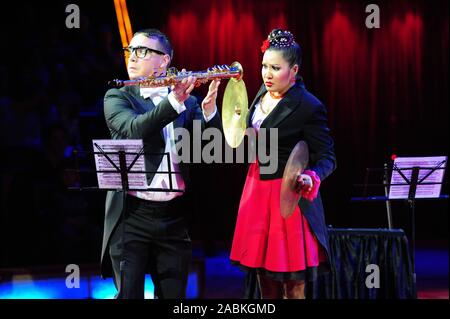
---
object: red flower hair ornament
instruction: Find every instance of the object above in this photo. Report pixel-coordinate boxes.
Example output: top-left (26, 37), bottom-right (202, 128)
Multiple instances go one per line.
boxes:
top-left (260, 39), bottom-right (270, 53)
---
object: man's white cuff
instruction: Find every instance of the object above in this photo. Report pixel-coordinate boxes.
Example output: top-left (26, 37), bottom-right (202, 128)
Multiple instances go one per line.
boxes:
top-left (168, 91), bottom-right (186, 114)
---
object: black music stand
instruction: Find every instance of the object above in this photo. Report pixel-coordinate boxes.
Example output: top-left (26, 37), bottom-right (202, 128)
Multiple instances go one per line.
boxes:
top-left (351, 160), bottom-right (448, 298)
top-left (67, 141), bottom-right (184, 298)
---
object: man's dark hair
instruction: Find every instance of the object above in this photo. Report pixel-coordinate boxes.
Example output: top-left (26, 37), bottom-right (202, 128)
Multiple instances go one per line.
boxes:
top-left (134, 28), bottom-right (174, 61)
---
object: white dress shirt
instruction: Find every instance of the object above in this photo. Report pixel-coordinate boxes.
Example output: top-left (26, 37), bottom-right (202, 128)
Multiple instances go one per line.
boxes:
top-left (128, 87), bottom-right (217, 201)
top-left (251, 101), bottom-right (269, 132)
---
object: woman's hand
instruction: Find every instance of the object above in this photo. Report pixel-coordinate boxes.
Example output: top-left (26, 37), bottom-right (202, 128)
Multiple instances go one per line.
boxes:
top-left (296, 173), bottom-right (313, 193)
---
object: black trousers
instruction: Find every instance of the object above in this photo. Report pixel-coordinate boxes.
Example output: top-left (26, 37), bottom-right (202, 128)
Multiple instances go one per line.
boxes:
top-left (109, 195), bottom-right (192, 299)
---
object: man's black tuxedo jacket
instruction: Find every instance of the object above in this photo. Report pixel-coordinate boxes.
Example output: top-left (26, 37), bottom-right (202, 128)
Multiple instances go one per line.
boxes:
top-left (101, 85), bottom-right (221, 278)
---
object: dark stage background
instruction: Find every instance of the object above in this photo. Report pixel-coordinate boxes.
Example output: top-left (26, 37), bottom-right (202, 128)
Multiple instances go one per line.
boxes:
top-left (0, 0), bottom-right (448, 268)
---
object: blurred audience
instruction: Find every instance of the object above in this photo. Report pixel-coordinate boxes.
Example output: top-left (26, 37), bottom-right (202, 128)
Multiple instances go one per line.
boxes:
top-left (0, 3), bottom-right (122, 267)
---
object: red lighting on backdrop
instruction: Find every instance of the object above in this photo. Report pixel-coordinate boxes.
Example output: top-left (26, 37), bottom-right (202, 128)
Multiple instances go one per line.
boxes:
top-left (166, 0), bottom-right (288, 97)
top-left (155, 0), bottom-right (446, 170)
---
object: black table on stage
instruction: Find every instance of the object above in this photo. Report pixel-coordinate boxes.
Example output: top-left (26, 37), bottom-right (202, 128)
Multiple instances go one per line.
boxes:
top-left (244, 227), bottom-right (416, 299)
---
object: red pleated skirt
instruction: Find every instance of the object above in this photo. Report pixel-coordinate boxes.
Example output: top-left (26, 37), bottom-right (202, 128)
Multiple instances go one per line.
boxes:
top-left (230, 161), bottom-right (326, 273)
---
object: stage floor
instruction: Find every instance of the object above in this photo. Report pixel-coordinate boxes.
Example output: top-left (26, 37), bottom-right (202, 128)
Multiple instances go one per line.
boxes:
top-left (0, 243), bottom-right (447, 299)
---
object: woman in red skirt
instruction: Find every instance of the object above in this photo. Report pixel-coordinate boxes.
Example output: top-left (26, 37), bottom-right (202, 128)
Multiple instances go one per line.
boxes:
top-left (230, 29), bottom-right (337, 299)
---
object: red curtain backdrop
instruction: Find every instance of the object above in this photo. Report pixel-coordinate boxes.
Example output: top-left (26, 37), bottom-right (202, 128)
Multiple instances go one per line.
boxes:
top-left (165, 0), bottom-right (289, 97)
top-left (152, 0), bottom-right (448, 153)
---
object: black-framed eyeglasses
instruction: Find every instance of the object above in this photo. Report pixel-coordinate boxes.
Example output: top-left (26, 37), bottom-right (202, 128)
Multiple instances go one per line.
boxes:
top-left (123, 46), bottom-right (166, 58)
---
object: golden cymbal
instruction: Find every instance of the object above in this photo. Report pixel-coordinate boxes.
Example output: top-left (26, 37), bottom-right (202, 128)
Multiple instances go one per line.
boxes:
top-left (222, 62), bottom-right (248, 148)
top-left (280, 141), bottom-right (309, 218)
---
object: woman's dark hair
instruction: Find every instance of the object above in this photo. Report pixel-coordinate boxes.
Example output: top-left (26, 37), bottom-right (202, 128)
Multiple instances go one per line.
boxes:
top-left (134, 28), bottom-right (174, 60)
top-left (266, 29), bottom-right (302, 79)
